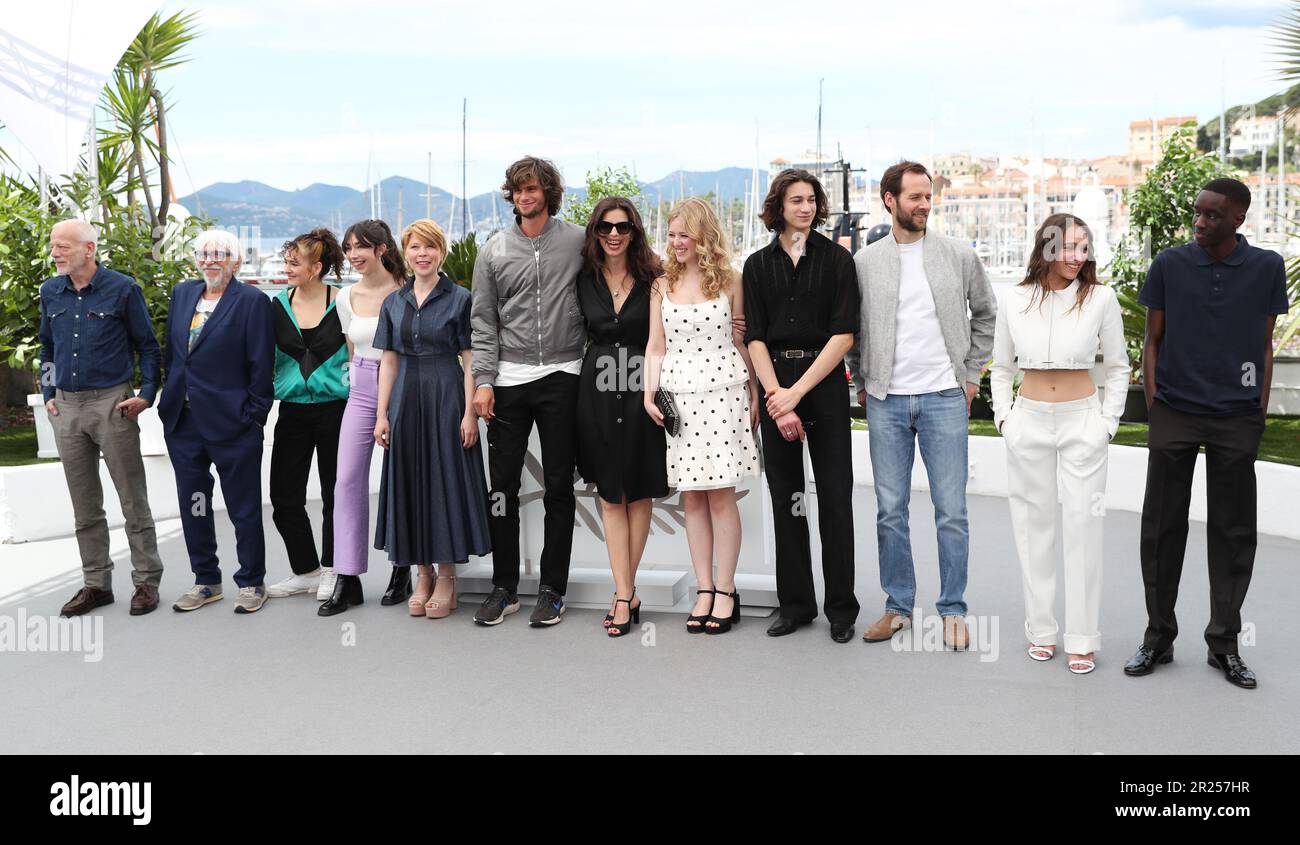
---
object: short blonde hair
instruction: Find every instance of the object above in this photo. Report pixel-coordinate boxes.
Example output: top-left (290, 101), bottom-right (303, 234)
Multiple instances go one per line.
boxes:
top-left (401, 219), bottom-right (448, 270)
top-left (664, 197), bottom-right (734, 299)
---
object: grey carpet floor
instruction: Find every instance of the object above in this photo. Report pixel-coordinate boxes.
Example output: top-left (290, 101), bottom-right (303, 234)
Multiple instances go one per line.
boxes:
top-left (1, 489), bottom-right (1295, 754)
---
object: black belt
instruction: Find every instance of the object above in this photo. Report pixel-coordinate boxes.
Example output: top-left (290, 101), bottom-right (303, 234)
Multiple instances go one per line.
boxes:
top-left (771, 348), bottom-right (821, 360)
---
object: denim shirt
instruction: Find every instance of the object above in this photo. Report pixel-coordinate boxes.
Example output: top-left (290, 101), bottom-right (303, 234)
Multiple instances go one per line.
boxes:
top-left (37, 265), bottom-right (162, 403)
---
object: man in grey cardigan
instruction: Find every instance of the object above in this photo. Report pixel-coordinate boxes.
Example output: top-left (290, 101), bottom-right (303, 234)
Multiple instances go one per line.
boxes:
top-left (852, 161), bottom-right (996, 650)
top-left (470, 156), bottom-right (586, 629)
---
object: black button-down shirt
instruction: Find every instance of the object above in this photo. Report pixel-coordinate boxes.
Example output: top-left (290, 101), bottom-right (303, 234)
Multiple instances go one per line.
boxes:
top-left (742, 229), bottom-right (859, 350)
top-left (1140, 234), bottom-right (1289, 416)
top-left (37, 265), bottom-right (161, 402)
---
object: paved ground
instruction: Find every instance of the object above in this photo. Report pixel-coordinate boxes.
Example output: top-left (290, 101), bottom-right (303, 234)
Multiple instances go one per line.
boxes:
top-left (1, 489), bottom-right (1296, 754)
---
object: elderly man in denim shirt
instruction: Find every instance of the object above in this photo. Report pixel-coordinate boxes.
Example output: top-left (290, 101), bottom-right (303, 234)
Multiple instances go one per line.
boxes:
top-left (39, 219), bottom-right (164, 617)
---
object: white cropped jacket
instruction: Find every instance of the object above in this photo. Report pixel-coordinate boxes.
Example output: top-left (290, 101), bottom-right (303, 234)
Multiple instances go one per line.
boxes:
top-left (989, 280), bottom-right (1129, 437)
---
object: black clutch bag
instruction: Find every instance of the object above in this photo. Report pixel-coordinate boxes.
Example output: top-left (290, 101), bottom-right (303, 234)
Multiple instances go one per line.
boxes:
top-left (655, 388), bottom-right (681, 438)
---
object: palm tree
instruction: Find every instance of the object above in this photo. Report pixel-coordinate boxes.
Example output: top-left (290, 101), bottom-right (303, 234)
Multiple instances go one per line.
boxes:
top-left (1271, 1), bottom-right (1300, 352)
top-left (101, 11), bottom-right (201, 242)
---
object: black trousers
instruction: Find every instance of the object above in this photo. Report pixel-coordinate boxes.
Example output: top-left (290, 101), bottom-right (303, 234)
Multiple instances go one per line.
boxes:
top-left (486, 372), bottom-right (579, 594)
top-left (270, 399), bottom-right (346, 575)
top-left (760, 359), bottom-right (859, 625)
top-left (1139, 399), bottom-right (1265, 654)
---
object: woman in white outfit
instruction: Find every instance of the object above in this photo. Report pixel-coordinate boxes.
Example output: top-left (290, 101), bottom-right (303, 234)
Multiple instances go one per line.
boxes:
top-left (990, 213), bottom-right (1128, 674)
top-left (645, 197), bottom-right (760, 635)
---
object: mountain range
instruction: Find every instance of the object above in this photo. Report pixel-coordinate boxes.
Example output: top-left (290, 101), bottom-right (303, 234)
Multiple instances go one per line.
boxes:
top-left (177, 168), bottom-right (770, 241)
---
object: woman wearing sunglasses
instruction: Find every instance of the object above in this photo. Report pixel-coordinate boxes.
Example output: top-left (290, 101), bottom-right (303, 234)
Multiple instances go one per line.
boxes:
top-left (576, 198), bottom-right (668, 638)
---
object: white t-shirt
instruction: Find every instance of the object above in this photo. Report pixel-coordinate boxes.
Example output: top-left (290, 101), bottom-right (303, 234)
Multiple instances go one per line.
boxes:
top-left (336, 284), bottom-right (383, 360)
top-left (495, 359), bottom-right (583, 388)
top-left (889, 238), bottom-right (959, 394)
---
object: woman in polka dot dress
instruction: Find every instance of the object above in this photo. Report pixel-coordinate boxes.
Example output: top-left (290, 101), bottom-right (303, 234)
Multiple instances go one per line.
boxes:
top-left (645, 197), bottom-right (760, 635)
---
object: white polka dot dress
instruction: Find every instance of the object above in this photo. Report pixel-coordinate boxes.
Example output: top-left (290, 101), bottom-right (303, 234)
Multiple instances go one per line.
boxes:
top-left (659, 291), bottom-right (760, 491)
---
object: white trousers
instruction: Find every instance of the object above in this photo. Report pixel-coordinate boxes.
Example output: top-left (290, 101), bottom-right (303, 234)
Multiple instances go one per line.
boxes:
top-left (1002, 393), bottom-right (1109, 654)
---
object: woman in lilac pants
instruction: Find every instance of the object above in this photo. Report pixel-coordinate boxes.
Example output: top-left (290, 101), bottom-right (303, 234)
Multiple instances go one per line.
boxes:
top-left (318, 220), bottom-right (406, 616)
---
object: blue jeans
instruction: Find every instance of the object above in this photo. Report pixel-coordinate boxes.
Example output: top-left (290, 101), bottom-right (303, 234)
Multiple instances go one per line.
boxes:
top-left (866, 388), bottom-right (970, 617)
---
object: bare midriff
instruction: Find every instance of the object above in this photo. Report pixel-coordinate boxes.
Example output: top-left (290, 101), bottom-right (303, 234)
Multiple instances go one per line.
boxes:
top-left (1018, 369), bottom-right (1097, 402)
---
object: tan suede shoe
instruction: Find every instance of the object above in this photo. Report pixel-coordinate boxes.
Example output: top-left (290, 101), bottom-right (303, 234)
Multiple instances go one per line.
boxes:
top-left (862, 612), bottom-right (912, 643)
top-left (943, 615), bottom-right (970, 651)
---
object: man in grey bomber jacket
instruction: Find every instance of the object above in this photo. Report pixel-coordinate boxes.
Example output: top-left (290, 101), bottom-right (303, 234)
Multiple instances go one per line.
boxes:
top-left (470, 156), bottom-right (586, 628)
top-left (852, 160), bottom-right (996, 651)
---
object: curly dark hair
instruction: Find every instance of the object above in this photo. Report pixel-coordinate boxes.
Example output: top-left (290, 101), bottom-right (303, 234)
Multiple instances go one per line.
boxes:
top-left (501, 156), bottom-right (565, 218)
top-left (283, 227), bottom-right (344, 282)
top-left (760, 169), bottom-right (829, 233)
top-left (581, 197), bottom-right (662, 288)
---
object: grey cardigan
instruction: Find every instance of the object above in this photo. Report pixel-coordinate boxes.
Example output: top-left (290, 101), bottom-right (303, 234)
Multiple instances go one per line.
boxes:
top-left (849, 231), bottom-right (997, 400)
top-left (470, 216), bottom-right (587, 387)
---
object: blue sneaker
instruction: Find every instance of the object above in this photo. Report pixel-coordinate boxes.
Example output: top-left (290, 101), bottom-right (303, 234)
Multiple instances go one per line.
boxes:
top-left (529, 586), bottom-right (565, 627)
top-left (474, 586), bottom-right (520, 626)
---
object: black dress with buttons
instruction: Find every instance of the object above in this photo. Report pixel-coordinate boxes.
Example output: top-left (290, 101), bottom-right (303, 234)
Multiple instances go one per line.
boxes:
top-left (575, 270), bottom-right (669, 503)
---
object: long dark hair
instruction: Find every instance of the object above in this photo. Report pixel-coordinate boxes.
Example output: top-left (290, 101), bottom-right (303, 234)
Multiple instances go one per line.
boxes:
top-left (283, 228), bottom-right (344, 282)
top-left (761, 169), bottom-right (829, 233)
top-left (581, 197), bottom-right (662, 288)
top-left (1020, 213), bottom-right (1098, 314)
top-left (343, 219), bottom-right (406, 283)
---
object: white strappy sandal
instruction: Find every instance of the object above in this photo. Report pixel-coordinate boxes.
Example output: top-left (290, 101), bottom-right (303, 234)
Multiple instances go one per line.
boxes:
top-left (1027, 643), bottom-right (1056, 662)
top-left (1067, 653), bottom-right (1096, 675)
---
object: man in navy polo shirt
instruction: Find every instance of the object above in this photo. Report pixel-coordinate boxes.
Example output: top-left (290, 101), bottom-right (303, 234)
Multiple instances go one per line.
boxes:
top-left (1124, 178), bottom-right (1289, 689)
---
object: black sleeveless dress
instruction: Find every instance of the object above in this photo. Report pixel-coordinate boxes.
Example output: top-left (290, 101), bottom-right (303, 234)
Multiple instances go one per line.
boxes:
top-left (575, 270), bottom-right (669, 503)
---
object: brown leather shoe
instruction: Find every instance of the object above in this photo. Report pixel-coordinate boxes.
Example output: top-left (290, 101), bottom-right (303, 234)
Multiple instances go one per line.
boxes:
top-left (862, 612), bottom-right (912, 642)
top-left (129, 585), bottom-right (159, 616)
top-left (943, 615), bottom-right (970, 651)
top-left (60, 586), bottom-right (114, 617)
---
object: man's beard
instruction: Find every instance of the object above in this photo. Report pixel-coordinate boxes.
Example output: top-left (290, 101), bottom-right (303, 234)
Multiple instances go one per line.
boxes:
top-left (203, 273), bottom-right (229, 290)
top-left (893, 207), bottom-right (927, 233)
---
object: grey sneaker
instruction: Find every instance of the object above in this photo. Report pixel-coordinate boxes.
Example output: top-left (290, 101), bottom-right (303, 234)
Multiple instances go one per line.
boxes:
top-left (233, 586), bottom-right (267, 614)
top-left (529, 586), bottom-right (565, 627)
top-left (172, 584), bottom-right (223, 612)
top-left (473, 587), bottom-right (519, 626)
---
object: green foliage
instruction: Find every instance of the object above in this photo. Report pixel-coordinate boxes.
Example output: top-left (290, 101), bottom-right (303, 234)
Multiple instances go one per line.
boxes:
top-left (443, 233), bottom-right (478, 289)
top-left (1272, 2), bottom-right (1300, 355)
top-left (1106, 126), bottom-right (1228, 379)
top-left (0, 10), bottom-right (204, 375)
top-left (565, 166), bottom-right (642, 228)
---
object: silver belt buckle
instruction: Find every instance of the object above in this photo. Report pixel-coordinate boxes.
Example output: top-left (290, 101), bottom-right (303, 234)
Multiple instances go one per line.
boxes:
top-left (786, 350), bottom-right (804, 359)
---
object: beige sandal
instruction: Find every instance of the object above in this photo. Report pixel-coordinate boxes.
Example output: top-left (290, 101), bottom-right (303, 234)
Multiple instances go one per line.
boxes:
top-left (408, 572), bottom-right (434, 617)
top-left (425, 575), bottom-right (457, 619)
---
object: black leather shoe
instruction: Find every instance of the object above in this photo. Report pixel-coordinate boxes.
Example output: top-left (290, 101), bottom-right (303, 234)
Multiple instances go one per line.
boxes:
top-left (766, 616), bottom-right (803, 637)
top-left (1123, 644), bottom-right (1174, 676)
top-left (380, 566), bottom-right (412, 606)
top-left (830, 623), bottom-right (854, 643)
top-left (319, 574), bottom-right (364, 617)
top-left (1207, 651), bottom-right (1257, 689)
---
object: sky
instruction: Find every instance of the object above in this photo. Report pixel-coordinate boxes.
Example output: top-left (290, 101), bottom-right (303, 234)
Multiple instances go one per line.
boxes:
top-left (13, 0), bottom-right (1299, 197)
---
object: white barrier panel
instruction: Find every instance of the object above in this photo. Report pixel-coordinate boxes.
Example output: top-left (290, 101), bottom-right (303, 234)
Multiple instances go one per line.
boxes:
top-left (4, 416), bottom-right (1298, 547)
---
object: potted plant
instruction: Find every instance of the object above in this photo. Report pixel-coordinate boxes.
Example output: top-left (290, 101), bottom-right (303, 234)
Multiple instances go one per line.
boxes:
top-left (1105, 125), bottom-right (1228, 423)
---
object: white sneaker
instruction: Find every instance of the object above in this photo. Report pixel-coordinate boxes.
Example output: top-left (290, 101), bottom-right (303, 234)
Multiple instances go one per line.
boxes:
top-left (316, 567), bottom-right (337, 601)
top-left (266, 570), bottom-right (321, 598)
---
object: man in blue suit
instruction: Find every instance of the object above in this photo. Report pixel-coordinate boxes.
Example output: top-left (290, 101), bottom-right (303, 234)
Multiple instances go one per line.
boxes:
top-left (159, 230), bottom-right (275, 614)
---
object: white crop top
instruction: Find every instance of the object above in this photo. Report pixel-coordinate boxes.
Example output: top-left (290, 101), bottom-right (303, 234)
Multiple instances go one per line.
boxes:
top-left (989, 280), bottom-right (1129, 436)
top-left (336, 284), bottom-right (383, 360)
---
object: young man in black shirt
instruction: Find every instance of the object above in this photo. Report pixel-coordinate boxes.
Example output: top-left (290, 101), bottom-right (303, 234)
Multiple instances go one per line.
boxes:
top-left (1126, 178), bottom-right (1289, 688)
top-left (743, 169), bottom-right (861, 643)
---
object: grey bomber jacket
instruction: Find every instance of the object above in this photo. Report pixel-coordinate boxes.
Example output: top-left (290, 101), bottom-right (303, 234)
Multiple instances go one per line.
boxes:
top-left (470, 216), bottom-right (587, 387)
top-left (849, 230), bottom-right (997, 400)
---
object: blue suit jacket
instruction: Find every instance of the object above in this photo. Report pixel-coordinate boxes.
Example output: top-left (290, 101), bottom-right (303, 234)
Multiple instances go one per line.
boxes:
top-left (159, 279), bottom-right (275, 442)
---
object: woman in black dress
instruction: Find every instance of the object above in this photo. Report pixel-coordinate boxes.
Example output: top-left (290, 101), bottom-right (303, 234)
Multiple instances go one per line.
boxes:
top-left (576, 197), bottom-right (668, 637)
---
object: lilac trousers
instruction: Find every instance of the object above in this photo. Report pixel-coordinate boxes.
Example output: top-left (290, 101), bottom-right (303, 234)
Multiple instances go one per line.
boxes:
top-left (334, 357), bottom-right (380, 575)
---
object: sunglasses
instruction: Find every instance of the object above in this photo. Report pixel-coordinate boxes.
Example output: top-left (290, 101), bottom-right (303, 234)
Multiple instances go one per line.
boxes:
top-left (595, 221), bottom-right (634, 236)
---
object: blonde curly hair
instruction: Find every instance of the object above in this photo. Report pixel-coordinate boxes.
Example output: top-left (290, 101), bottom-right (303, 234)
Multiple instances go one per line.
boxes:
top-left (664, 197), bottom-right (734, 299)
